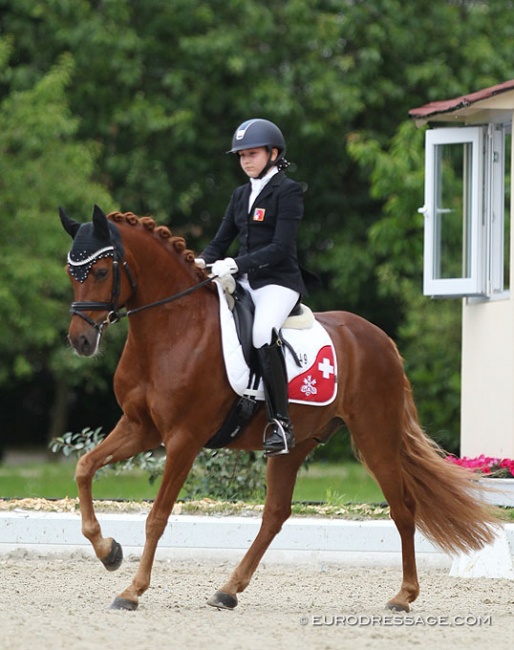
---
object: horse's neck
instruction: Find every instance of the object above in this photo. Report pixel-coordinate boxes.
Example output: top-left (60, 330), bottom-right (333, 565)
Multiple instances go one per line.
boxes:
top-left (122, 226), bottom-right (217, 334)
top-left (124, 229), bottom-right (187, 300)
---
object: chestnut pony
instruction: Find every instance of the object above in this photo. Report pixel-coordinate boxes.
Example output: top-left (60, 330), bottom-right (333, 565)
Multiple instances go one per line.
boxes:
top-left (60, 206), bottom-right (498, 612)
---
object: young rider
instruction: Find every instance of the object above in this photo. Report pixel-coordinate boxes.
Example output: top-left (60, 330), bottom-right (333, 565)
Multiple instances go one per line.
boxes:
top-left (197, 118), bottom-right (307, 456)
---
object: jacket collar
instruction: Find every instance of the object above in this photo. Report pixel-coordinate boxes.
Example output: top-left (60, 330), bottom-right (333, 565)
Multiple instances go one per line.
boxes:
top-left (241, 170), bottom-right (286, 208)
top-left (249, 169), bottom-right (284, 195)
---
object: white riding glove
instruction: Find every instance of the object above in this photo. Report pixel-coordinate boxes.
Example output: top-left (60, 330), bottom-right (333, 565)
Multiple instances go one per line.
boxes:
top-left (210, 257), bottom-right (238, 278)
top-left (194, 258), bottom-right (206, 269)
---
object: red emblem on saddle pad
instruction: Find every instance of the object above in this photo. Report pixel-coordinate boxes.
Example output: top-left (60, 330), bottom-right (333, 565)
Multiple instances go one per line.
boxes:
top-left (288, 345), bottom-right (336, 403)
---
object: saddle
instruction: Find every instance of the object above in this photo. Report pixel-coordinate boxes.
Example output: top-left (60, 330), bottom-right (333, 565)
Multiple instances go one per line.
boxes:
top-left (204, 278), bottom-right (311, 450)
top-left (231, 281), bottom-right (258, 371)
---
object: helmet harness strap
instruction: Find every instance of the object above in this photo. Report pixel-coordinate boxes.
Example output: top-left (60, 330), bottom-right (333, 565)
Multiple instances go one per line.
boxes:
top-left (256, 147), bottom-right (290, 179)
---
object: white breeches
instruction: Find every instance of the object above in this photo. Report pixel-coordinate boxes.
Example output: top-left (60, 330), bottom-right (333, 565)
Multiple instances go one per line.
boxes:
top-left (238, 278), bottom-right (300, 348)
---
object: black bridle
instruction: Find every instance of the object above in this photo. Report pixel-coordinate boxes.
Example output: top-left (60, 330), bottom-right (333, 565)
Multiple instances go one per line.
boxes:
top-left (69, 245), bottom-right (214, 334)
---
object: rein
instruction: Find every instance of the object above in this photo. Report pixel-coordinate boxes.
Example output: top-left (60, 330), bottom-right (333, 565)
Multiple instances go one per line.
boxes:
top-left (116, 275), bottom-right (215, 320)
top-left (70, 245), bottom-right (215, 333)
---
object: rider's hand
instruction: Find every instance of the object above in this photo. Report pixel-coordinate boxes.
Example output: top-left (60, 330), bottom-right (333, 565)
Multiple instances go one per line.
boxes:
top-left (211, 257), bottom-right (238, 278)
top-left (194, 258), bottom-right (206, 269)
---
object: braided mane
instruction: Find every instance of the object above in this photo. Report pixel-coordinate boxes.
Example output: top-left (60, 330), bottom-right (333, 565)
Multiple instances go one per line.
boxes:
top-left (106, 211), bottom-right (209, 285)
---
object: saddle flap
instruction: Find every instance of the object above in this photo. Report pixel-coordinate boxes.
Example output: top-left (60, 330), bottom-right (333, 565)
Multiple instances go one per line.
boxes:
top-left (231, 283), bottom-right (256, 370)
top-left (214, 280), bottom-right (337, 407)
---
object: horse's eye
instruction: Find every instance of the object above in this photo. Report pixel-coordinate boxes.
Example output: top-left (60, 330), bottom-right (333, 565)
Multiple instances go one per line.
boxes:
top-left (94, 268), bottom-right (109, 282)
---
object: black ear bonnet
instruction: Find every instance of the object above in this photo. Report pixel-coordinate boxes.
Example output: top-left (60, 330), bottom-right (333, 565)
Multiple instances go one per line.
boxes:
top-left (67, 220), bottom-right (124, 283)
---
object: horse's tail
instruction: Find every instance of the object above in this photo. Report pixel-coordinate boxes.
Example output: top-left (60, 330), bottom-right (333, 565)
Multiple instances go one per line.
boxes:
top-left (398, 375), bottom-right (501, 553)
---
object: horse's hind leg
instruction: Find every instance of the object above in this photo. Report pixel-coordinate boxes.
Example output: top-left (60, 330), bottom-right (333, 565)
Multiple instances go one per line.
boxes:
top-left (352, 424), bottom-right (419, 611)
top-left (75, 415), bottom-right (161, 570)
top-left (371, 462), bottom-right (419, 610)
top-left (208, 438), bottom-right (318, 610)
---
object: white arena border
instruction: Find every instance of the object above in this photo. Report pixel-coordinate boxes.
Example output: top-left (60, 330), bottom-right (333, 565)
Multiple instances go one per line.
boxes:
top-left (1, 509), bottom-right (513, 569)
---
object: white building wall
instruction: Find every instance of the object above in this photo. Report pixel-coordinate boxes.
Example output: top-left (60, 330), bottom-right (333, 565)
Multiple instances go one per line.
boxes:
top-left (460, 114), bottom-right (514, 458)
top-left (461, 298), bottom-right (514, 457)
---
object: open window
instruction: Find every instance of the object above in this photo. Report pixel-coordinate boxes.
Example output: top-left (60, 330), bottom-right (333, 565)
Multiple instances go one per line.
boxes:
top-left (422, 125), bottom-right (510, 298)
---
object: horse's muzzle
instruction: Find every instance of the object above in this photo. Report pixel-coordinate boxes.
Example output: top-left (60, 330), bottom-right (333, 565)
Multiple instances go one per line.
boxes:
top-left (68, 328), bottom-right (101, 357)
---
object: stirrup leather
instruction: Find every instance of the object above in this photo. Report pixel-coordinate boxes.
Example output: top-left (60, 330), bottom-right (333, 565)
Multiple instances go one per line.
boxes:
top-left (263, 418), bottom-right (291, 457)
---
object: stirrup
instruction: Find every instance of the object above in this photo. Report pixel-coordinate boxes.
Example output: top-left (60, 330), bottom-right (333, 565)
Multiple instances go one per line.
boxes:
top-left (263, 419), bottom-right (292, 457)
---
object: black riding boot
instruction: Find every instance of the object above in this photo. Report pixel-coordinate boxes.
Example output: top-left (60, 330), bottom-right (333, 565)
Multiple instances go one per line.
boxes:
top-left (256, 331), bottom-right (295, 457)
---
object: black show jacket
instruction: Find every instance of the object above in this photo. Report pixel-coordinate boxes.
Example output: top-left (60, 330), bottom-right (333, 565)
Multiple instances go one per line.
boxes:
top-left (201, 171), bottom-right (307, 295)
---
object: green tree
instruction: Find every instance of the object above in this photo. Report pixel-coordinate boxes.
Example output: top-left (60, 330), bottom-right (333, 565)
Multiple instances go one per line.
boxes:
top-left (2, 0), bottom-right (514, 452)
top-left (4, 0), bottom-right (514, 317)
top-left (348, 119), bottom-right (462, 451)
top-left (0, 44), bottom-right (121, 445)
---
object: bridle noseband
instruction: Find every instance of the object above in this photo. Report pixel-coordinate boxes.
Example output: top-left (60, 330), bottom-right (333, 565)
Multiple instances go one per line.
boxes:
top-left (68, 245), bottom-right (214, 333)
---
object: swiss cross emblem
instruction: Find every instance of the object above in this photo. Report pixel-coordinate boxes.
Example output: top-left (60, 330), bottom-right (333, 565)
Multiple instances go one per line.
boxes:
top-left (253, 208), bottom-right (266, 221)
top-left (318, 356), bottom-right (335, 379)
top-left (288, 345), bottom-right (337, 404)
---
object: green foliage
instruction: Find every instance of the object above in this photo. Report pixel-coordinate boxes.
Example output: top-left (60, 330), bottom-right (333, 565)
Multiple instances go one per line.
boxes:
top-left (49, 426), bottom-right (106, 459)
top-left (49, 427), bottom-right (164, 481)
top-left (2, 0), bottom-right (514, 452)
top-left (397, 287), bottom-right (462, 453)
top-left (347, 114), bottom-right (462, 451)
top-left (0, 51), bottom-right (115, 385)
top-left (49, 427), bottom-right (267, 500)
top-left (183, 450), bottom-right (266, 501)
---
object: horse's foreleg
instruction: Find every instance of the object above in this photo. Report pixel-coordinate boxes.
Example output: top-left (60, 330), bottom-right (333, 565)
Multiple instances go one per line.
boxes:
top-left (75, 415), bottom-right (161, 570)
top-left (110, 437), bottom-right (200, 611)
top-left (208, 439), bottom-right (318, 610)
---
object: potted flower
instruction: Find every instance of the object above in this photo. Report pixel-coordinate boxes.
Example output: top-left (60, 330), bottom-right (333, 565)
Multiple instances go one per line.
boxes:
top-left (446, 455), bottom-right (514, 507)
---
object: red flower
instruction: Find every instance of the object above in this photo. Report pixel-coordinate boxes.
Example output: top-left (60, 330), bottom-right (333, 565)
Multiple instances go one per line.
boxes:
top-left (445, 455), bottom-right (514, 478)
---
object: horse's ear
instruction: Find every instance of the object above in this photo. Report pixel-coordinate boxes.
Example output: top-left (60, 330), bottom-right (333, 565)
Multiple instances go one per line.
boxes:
top-left (59, 207), bottom-right (81, 239)
top-left (92, 204), bottom-right (110, 242)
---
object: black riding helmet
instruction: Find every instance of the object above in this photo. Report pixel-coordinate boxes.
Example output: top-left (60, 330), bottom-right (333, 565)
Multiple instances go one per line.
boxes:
top-left (228, 118), bottom-right (289, 177)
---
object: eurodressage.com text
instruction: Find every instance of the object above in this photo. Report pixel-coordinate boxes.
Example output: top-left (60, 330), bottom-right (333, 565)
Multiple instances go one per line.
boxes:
top-left (299, 614), bottom-right (492, 627)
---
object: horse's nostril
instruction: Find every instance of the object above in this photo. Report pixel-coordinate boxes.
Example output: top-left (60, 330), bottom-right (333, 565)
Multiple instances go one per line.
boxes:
top-left (68, 331), bottom-right (98, 357)
top-left (79, 335), bottom-right (93, 355)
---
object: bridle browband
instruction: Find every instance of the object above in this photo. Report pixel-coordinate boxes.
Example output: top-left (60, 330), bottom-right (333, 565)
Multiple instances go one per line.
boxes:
top-left (69, 244), bottom-right (214, 334)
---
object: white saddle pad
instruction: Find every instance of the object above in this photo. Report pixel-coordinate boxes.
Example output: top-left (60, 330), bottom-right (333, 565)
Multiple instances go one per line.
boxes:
top-left (215, 280), bottom-right (338, 406)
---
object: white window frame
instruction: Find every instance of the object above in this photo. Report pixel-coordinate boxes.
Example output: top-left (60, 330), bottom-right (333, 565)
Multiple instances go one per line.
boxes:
top-left (422, 124), bottom-right (508, 299)
top-left (422, 126), bottom-right (485, 297)
top-left (487, 124), bottom-right (507, 296)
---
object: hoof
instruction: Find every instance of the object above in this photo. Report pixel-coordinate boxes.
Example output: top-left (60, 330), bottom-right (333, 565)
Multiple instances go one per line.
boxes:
top-left (207, 590), bottom-right (238, 610)
top-left (386, 601), bottom-right (409, 613)
top-left (101, 539), bottom-right (123, 572)
top-left (109, 596), bottom-right (138, 611)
